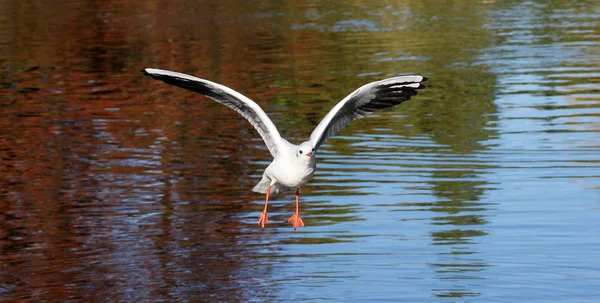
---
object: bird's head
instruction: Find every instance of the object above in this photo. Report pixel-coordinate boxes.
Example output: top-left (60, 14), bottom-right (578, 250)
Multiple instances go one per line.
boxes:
top-left (296, 142), bottom-right (315, 160)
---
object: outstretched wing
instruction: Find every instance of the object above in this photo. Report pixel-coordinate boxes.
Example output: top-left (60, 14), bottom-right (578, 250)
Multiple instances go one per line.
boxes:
top-left (309, 76), bottom-right (427, 151)
top-left (142, 68), bottom-right (284, 158)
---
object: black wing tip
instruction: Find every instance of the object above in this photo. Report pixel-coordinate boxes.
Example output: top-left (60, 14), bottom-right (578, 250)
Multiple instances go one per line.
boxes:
top-left (417, 76), bottom-right (428, 89)
top-left (140, 68), bottom-right (152, 77)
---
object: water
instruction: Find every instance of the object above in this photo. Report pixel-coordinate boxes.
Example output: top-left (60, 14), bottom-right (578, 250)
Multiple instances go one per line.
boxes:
top-left (1, 0), bottom-right (599, 302)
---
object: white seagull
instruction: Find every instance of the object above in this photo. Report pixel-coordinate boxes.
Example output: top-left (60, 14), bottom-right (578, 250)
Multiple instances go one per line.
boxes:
top-left (142, 68), bottom-right (427, 230)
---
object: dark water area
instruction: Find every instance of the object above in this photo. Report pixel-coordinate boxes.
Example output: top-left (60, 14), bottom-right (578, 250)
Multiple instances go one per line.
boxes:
top-left (1, 0), bottom-right (599, 302)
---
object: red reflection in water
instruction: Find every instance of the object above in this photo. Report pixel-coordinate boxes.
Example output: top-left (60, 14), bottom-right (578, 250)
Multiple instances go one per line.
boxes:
top-left (0, 1), bottom-right (303, 301)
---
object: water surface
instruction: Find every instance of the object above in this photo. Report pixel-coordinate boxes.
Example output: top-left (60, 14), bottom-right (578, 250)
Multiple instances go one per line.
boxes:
top-left (1, 0), bottom-right (599, 302)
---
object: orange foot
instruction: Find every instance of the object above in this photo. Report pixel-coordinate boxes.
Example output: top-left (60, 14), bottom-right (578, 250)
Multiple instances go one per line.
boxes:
top-left (287, 213), bottom-right (305, 230)
top-left (258, 211), bottom-right (269, 229)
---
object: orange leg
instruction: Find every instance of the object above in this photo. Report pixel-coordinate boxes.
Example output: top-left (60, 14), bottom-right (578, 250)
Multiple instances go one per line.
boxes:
top-left (258, 186), bottom-right (270, 229)
top-left (287, 187), bottom-right (305, 230)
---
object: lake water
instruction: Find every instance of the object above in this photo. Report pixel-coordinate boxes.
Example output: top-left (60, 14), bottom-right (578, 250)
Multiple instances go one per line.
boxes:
top-left (1, 0), bottom-right (599, 302)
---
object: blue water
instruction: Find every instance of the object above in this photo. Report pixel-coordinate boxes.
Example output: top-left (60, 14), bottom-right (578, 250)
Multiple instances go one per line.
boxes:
top-left (1, 0), bottom-right (599, 302)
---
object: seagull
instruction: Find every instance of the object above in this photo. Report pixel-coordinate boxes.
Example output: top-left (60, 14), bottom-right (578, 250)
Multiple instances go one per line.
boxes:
top-left (142, 68), bottom-right (427, 230)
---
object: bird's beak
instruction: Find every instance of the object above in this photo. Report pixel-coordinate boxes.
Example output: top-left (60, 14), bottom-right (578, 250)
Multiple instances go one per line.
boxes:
top-left (306, 152), bottom-right (312, 157)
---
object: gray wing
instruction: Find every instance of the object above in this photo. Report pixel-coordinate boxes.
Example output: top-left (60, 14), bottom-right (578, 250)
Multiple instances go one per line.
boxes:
top-left (309, 75), bottom-right (427, 151)
top-left (142, 68), bottom-right (284, 158)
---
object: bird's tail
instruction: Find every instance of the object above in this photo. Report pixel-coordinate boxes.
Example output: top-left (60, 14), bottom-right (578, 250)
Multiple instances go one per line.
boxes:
top-left (252, 175), bottom-right (289, 195)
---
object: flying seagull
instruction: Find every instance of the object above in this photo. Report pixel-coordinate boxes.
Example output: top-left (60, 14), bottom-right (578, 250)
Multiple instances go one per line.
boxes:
top-left (142, 68), bottom-right (427, 230)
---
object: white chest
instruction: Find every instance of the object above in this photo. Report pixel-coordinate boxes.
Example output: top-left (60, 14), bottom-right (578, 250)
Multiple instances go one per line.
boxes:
top-left (266, 157), bottom-right (316, 188)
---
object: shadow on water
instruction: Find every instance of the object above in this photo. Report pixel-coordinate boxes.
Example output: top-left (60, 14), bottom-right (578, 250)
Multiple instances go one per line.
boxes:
top-left (1, 0), bottom-right (600, 302)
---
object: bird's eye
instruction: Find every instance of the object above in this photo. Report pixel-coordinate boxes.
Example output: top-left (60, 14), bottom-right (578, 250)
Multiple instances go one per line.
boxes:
top-left (299, 150), bottom-right (303, 154)
top-left (312, 148), bottom-right (315, 152)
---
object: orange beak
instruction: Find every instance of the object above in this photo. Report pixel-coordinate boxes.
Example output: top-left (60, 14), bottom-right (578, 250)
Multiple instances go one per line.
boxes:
top-left (306, 152), bottom-right (312, 157)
